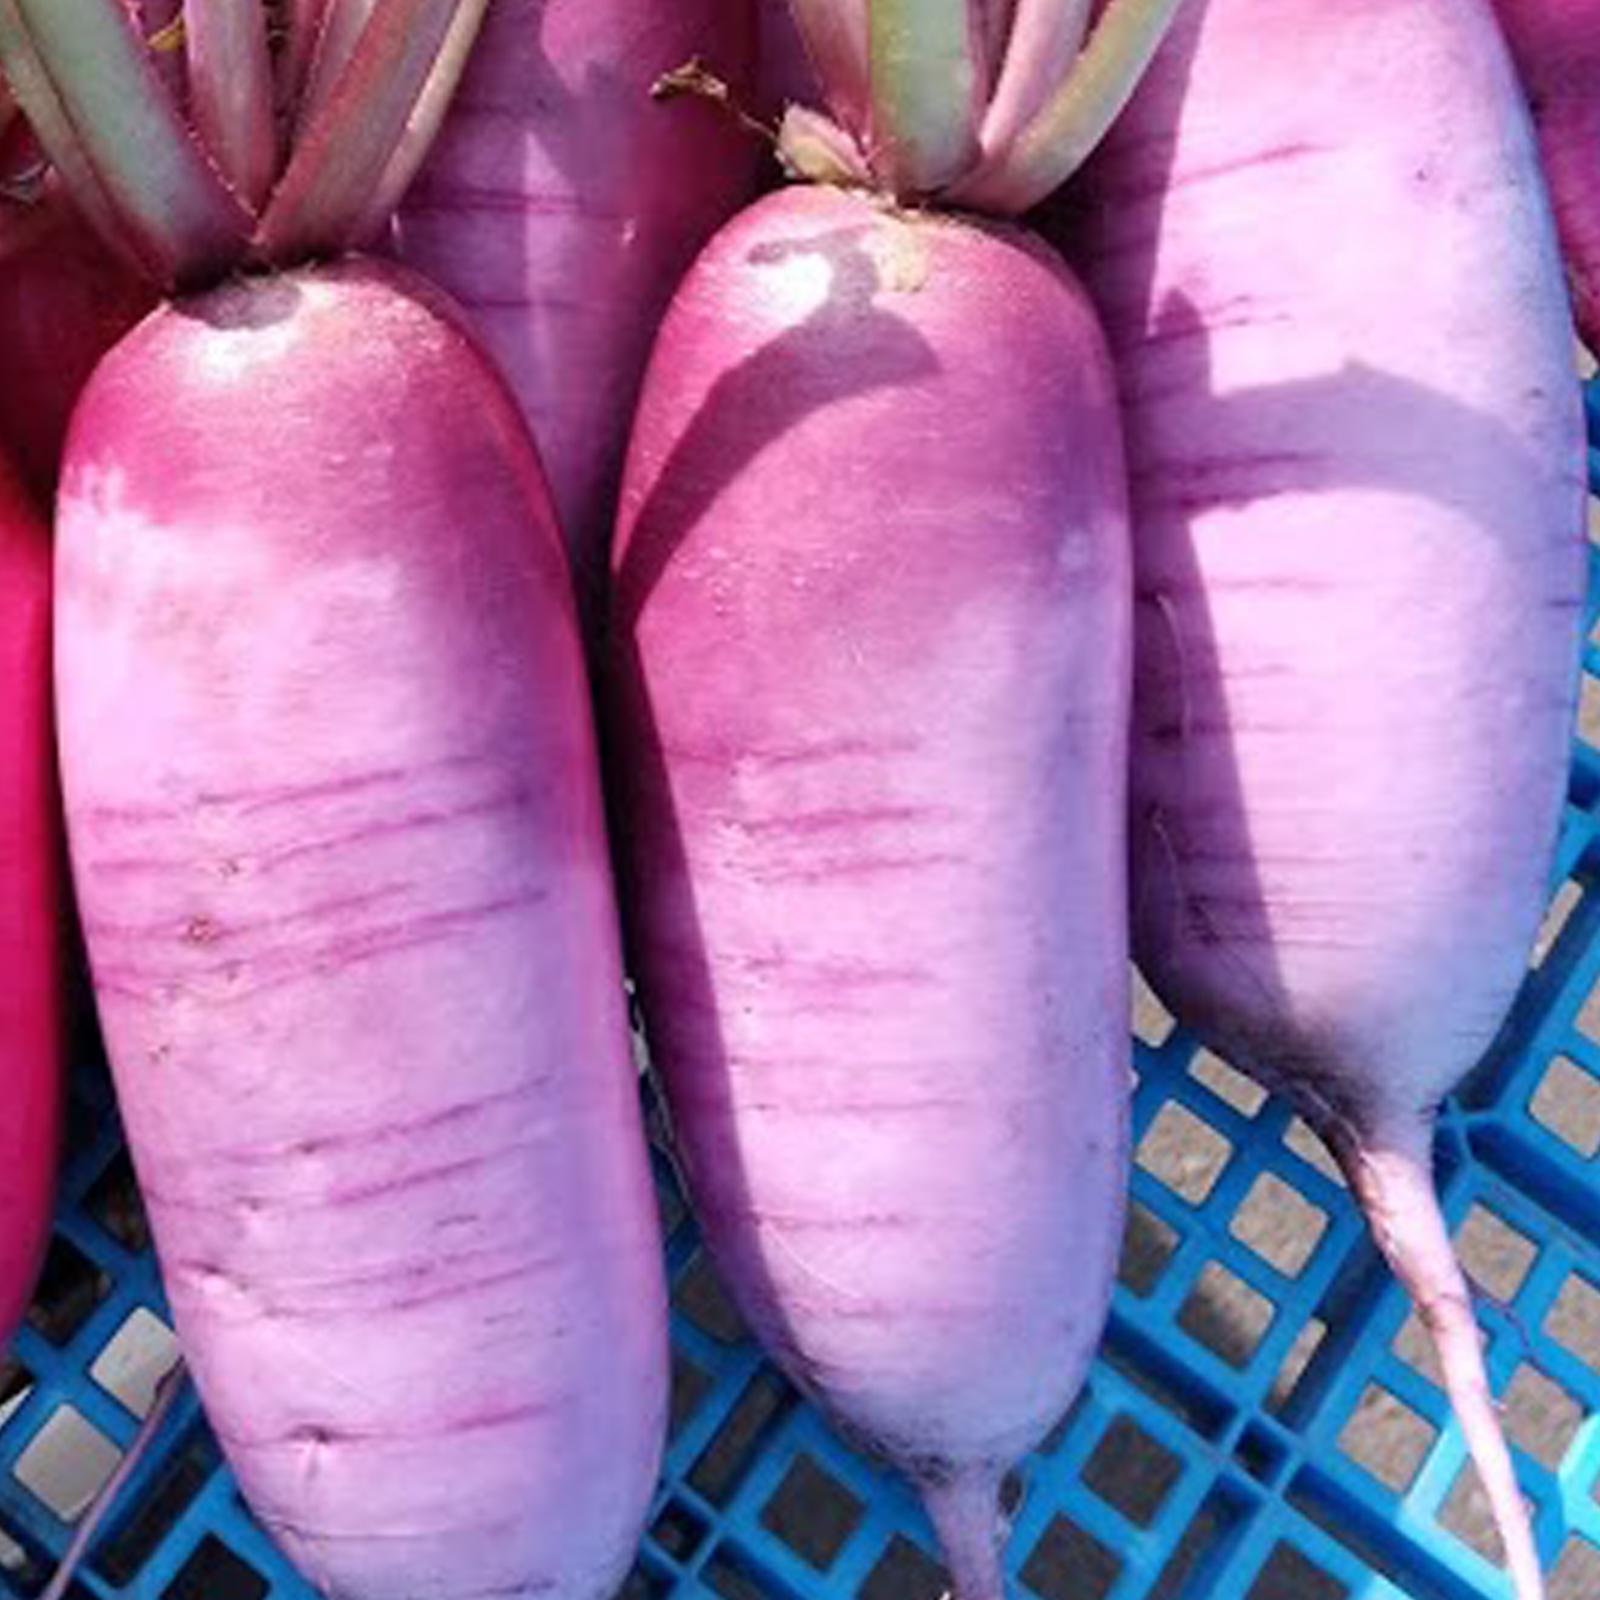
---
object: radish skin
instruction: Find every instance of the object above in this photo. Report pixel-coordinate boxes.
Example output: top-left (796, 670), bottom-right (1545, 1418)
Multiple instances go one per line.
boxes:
top-left (609, 183), bottom-right (1131, 1598)
top-left (395, 0), bottom-right (761, 631)
top-left (56, 260), bottom-right (668, 1600)
top-left (1066, 1), bottom-right (1586, 1593)
top-left (0, 442), bottom-right (59, 1349)
top-left (1490, 0), bottom-right (1600, 351)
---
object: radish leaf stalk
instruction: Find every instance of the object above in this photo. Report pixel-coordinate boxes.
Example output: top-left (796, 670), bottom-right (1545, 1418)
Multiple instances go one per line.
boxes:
top-left (0, 0), bottom-right (248, 284)
top-left (977, 0), bottom-right (1092, 159)
top-left (0, 2), bottom-right (132, 263)
top-left (186, 0), bottom-right (278, 208)
top-left (281, 0), bottom-right (334, 109)
top-left (256, 0), bottom-right (486, 259)
top-left (775, 0), bottom-right (1186, 210)
top-left (972, 0), bottom-right (1019, 90)
top-left (295, 0), bottom-right (380, 131)
top-left (787, 0), bottom-right (871, 137)
top-left (867, 0), bottom-right (984, 195)
top-left (952, 0), bottom-right (1188, 209)
top-left (349, 0), bottom-right (493, 247)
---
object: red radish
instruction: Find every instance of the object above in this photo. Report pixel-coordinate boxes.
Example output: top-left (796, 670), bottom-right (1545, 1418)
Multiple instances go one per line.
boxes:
top-left (0, 187), bottom-right (151, 499)
top-left (395, 0), bottom-right (761, 632)
top-left (606, 3), bottom-right (1180, 1592)
top-left (0, 441), bottom-right (60, 1350)
top-left (1490, 0), bottom-right (1600, 350)
top-left (2, 3), bottom-right (668, 1595)
top-left (1063, 1), bottom-right (1586, 1594)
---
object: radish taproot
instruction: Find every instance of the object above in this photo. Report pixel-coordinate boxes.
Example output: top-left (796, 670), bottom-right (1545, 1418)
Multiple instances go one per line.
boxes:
top-left (0, 441), bottom-right (60, 1350)
top-left (1491, 0), bottom-right (1600, 351)
top-left (1064, 1), bottom-right (1586, 1593)
top-left (395, 0), bottom-right (761, 634)
top-left (606, 3), bottom-right (1181, 1592)
top-left (0, 3), bottom-right (668, 1594)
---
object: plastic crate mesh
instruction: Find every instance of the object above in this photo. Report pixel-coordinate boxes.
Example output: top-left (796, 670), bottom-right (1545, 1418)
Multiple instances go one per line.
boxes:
top-left (4, 380), bottom-right (1600, 1600)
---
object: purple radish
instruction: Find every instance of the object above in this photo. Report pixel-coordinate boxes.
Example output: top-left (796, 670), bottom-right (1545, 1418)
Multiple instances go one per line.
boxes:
top-left (59, 259), bottom-right (666, 1600)
top-left (605, 2), bottom-right (1183, 1591)
top-left (1061, 1), bottom-right (1587, 1594)
top-left (395, 0), bottom-right (761, 632)
top-left (610, 180), bottom-right (1130, 1600)
top-left (2, 2), bottom-right (668, 1594)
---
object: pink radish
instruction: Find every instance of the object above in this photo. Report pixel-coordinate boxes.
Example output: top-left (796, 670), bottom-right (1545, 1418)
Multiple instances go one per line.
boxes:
top-left (60, 259), bottom-right (666, 1600)
top-left (0, 442), bottom-right (60, 1350)
top-left (2, 3), bottom-right (668, 1595)
top-left (1062, 1), bottom-right (1587, 1594)
top-left (1491, 0), bottom-right (1600, 350)
top-left (611, 188), bottom-right (1130, 1598)
top-left (606, 2), bottom-right (1181, 1592)
top-left (395, 0), bottom-right (761, 632)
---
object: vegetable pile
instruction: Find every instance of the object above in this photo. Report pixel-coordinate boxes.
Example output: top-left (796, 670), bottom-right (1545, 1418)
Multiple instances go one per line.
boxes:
top-left (0, 1), bottom-right (1590, 1598)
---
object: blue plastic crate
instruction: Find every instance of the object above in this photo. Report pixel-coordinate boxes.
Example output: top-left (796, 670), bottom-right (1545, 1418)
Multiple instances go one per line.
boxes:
top-left (4, 381), bottom-right (1600, 1600)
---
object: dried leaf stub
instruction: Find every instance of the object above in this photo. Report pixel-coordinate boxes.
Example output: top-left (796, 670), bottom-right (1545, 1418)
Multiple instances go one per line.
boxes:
top-left (777, 105), bottom-right (872, 187)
